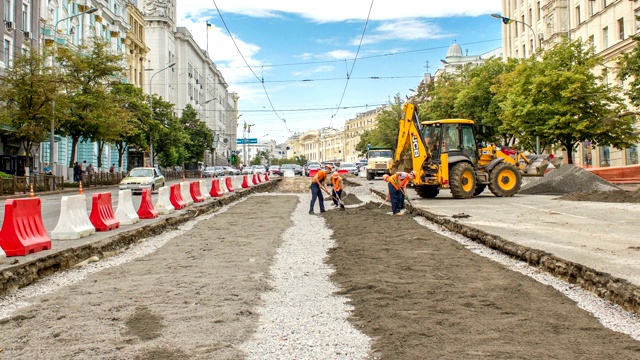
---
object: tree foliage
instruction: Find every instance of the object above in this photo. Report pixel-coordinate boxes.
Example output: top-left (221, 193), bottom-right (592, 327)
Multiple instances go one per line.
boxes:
top-left (357, 95), bottom-right (404, 154)
top-left (110, 83), bottom-right (152, 170)
top-left (180, 104), bottom-right (214, 166)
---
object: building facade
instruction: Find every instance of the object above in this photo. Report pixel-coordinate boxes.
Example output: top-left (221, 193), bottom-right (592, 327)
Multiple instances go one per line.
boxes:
top-left (499, 0), bottom-right (639, 168)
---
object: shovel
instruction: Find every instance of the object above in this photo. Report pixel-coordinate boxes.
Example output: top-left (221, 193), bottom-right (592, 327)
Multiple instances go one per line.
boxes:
top-left (324, 188), bottom-right (345, 210)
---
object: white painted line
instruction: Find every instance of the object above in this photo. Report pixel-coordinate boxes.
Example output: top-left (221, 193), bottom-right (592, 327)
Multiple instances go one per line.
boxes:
top-left (509, 203), bottom-right (588, 219)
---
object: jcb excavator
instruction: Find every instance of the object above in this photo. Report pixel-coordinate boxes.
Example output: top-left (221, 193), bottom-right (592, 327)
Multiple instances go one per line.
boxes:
top-left (390, 103), bottom-right (551, 199)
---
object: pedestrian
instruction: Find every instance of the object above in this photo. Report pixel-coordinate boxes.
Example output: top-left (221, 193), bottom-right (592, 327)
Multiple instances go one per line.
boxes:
top-left (87, 163), bottom-right (94, 174)
top-left (309, 164), bottom-right (331, 214)
top-left (81, 160), bottom-right (87, 174)
top-left (330, 169), bottom-right (344, 207)
top-left (387, 171), bottom-right (416, 216)
top-left (109, 164), bottom-right (115, 173)
top-left (43, 162), bottom-right (52, 175)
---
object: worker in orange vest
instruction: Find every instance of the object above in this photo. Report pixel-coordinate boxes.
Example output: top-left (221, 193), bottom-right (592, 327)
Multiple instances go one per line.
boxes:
top-left (388, 171), bottom-right (415, 215)
top-left (309, 164), bottom-right (331, 214)
top-left (330, 170), bottom-right (344, 207)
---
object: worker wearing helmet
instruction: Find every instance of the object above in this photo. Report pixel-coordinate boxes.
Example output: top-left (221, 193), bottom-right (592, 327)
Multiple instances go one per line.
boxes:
top-left (309, 164), bottom-right (331, 214)
top-left (387, 170), bottom-right (416, 215)
top-left (330, 170), bottom-right (344, 207)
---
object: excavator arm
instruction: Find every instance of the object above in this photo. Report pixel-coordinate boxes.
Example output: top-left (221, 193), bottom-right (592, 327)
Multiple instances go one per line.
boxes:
top-left (390, 103), bottom-right (431, 184)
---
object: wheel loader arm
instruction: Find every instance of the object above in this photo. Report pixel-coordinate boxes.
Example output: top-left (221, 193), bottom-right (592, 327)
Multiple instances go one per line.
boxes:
top-left (389, 103), bottom-right (431, 182)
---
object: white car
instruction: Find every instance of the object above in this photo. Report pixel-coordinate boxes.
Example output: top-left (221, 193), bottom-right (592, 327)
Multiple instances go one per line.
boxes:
top-left (338, 162), bottom-right (359, 175)
top-left (253, 165), bottom-right (267, 174)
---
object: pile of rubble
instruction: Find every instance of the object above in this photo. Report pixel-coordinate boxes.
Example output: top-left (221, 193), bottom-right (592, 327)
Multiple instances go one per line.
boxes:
top-left (520, 164), bottom-right (620, 195)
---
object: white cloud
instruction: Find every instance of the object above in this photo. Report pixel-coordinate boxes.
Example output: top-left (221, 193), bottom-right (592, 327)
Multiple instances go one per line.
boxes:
top-left (355, 19), bottom-right (450, 45)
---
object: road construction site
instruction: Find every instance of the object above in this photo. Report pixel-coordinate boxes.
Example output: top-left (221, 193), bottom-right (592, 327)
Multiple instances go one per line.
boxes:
top-left (1, 168), bottom-right (640, 359)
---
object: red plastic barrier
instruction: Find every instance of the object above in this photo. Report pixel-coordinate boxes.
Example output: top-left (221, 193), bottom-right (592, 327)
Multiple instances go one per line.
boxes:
top-left (225, 177), bottom-right (235, 192)
top-left (0, 198), bottom-right (51, 256)
top-left (170, 183), bottom-right (186, 210)
top-left (241, 175), bottom-right (250, 188)
top-left (257, 174), bottom-right (263, 183)
top-left (190, 181), bottom-right (205, 202)
top-left (89, 192), bottom-right (120, 231)
top-left (265, 173), bottom-right (270, 181)
top-left (210, 178), bottom-right (223, 197)
top-left (308, 169), bottom-right (319, 177)
top-left (252, 174), bottom-right (258, 185)
top-left (337, 169), bottom-right (348, 175)
top-left (137, 188), bottom-right (158, 219)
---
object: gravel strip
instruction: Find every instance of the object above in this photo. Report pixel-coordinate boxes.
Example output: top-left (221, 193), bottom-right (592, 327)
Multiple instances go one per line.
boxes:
top-left (241, 193), bottom-right (371, 360)
top-left (413, 217), bottom-right (640, 340)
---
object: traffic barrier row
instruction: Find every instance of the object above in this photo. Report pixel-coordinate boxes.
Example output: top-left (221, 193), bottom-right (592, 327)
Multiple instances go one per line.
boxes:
top-left (0, 176), bottom-right (267, 257)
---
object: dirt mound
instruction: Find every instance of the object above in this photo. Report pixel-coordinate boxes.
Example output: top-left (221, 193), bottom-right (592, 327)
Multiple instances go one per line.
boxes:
top-left (276, 177), bottom-right (311, 193)
top-left (520, 164), bottom-right (619, 195)
top-left (558, 190), bottom-right (640, 203)
top-left (341, 193), bottom-right (362, 205)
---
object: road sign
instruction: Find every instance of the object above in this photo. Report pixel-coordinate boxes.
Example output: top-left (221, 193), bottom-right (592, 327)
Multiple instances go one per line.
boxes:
top-left (237, 138), bottom-right (258, 144)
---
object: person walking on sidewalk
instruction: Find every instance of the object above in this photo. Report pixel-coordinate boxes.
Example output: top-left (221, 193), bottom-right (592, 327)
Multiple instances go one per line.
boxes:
top-left (388, 171), bottom-right (416, 215)
top-left (309, 165), bottom-right (331, 214)
top-left (330, 169), bottom-right (344, 207)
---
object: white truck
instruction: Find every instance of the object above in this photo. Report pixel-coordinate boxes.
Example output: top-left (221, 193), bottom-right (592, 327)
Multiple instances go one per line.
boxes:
top-left (366, 148), bottom-right (393, 180)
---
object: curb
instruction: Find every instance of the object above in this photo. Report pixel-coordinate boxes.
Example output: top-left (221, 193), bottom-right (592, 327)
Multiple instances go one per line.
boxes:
top-left (368, 188), bottom-right (640, 316)
top-left (0, 180), bottom-right (279, 296)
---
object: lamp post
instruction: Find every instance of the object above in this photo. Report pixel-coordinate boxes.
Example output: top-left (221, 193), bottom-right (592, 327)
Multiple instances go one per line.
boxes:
top-left (243, 122), bottom-right (255, 167)
top-left (49, 7), bottom-right (98, 188)
top-left (198, 97), bottom-right (217, 166)
top-left (491, 13), bottom-right (540, 155)
top-left (147, 62), bottom-right (176, 167)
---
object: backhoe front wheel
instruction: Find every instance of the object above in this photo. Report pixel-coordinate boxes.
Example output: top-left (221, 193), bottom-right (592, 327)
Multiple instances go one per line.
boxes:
top-left (449, 162), bottom-right (476, 199)
top-left (488, 163), bottom-right (521, 197)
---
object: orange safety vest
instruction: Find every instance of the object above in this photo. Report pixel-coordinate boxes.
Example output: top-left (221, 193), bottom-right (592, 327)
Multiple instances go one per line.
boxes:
top-left (312, 169), bottom-right (327, 184)
top-left (331, 173), bottom-right (343, 191)
top-left (389, 173), bottom-right (409, 190)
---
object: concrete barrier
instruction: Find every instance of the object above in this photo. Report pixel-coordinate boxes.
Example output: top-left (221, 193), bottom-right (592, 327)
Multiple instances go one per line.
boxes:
top-left (0, 198), bottom-right (51, 256)
top-left (114, 190), bottom-right (140, 225)
top-left (155, 186), bottom-right (175, 214)
top-left (89, 192), bottom-right (120, 231)
top-left (180, 181), bottom-right (194, 206)
top-left (51, 195), bottom-right (96, 240)
top-left (137, 188), bottom-right (159, 219)
top-left (199, 180), bottom-right (211, 199)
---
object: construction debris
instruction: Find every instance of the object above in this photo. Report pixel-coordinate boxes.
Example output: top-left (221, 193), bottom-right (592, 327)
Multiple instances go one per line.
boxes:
top-left (520, 164), bottom-right (619, 195)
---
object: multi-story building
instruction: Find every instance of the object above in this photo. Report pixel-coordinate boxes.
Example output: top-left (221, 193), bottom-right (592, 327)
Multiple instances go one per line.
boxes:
top-left (125, 0), bottom-right (148, 90)
top-left (143, 0), bottom-right (237, 167)
top-left (498, 0), bottom-right (639, 167)
top-left (343, 107), bottom-right (385, 162)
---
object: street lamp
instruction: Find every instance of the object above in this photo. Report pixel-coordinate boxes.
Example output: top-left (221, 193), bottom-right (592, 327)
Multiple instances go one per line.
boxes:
top-left (49, 7), bottom-right (99, 187)
top-left (491, 13), bottom-right (540, 155)
top-left (148, 62), bottom-right (176, 167)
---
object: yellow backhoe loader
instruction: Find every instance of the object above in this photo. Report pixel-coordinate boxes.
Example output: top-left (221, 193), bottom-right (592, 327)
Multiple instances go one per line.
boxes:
top-left (390, 103), bottom-right (551, 199)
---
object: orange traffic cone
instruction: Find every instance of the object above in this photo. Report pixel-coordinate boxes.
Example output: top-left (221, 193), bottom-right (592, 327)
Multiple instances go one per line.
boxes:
top-left (29, 183), bottom-right (34, 198)
top-left (78, 181), bottom-right (84, 194)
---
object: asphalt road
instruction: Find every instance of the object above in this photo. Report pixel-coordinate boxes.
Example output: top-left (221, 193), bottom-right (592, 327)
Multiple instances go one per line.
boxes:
top-left (349, 176), bottom-right (640, 287)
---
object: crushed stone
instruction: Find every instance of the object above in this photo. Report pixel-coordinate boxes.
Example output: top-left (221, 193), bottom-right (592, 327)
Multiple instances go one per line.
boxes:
top-left (520, 164), bottom-right (620, 195)
top-left (558, 190), bottom-right (640, 203)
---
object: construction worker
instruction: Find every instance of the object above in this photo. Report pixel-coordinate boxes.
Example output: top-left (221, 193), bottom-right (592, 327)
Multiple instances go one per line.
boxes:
top-left (309, 164), bottom-right (331, 214)
top-left (388, 171), bottom-right (416, 215)
top-left (330, 169), bottom-right (344, 207)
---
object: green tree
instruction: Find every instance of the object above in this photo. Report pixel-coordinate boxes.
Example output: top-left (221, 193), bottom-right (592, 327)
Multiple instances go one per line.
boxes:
top-left (618, 32), bottom-right (640, 109)
top-left (109, 84), bottom-right (152, 170)
top-left (180, 104), bottom-right (214, 167)
top-left (55, 37), bottom-right (125, 167)
top-left (357, 95), bottom-right (404, 153)
top-left (420, 65), bottom-right (472, 120)
top-left (0, 48), bottom-right (61, 169)
top-left (494, 39), bottom-right (637, 163)
top-left (152, 96), bottom-right (188, 167)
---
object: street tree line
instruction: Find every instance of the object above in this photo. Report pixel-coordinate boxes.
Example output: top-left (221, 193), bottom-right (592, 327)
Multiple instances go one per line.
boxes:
top-left (357, 39), bottom-right (640, 164)
top-left (0, 37), bottom-right (214, 170)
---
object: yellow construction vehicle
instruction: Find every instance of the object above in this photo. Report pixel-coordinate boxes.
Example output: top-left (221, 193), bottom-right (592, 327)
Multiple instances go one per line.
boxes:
top-left (390, 103), bottom-right (550, 199)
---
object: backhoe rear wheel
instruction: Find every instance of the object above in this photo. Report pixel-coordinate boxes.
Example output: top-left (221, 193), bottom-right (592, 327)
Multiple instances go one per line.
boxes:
top-left (449, 162), bottom-right (476, 199)
top-left (415, 185), bottom-right (439, 198)
top-left (488, 163), bottom-right (521, 197)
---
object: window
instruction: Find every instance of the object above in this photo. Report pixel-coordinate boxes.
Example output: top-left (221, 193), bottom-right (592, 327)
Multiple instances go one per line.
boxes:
top-left (636, 8), bottom-right (640, 34)
top-left (529, 8), bottom-right (533, 23)
top-left (589, 0), bottom-right (596, 16)
top-left (603, 26), bottom-right (609, 48)
top-left (4, 39), bottom-right (10, 68)
top-left (618, 18), bottom-right (625, 40)
top-left (4, 0), bottom-right (12, 22)
top-left (537, 1), bottom-right (541, 19)
top-left (21, 2), bottom-right (28, 31)
top-left (576, 6), bottom-right (581, 24)
top-left (599, 146), bottom-right (610, 167)
top-left (626, 145), bottom-right (638, 165)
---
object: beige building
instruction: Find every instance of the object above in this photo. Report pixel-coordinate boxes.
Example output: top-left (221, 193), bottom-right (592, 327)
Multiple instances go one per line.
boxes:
top-left (499, 0), bottom-right (639, 167)
top-left (343, 107), bottom-right (385, 162)
top-left (125, 1), bottom-right (149, 90)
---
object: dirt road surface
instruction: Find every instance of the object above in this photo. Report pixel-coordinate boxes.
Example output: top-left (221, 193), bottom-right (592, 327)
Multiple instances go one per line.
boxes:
top-left (1, 187), bottom-right (640, 359)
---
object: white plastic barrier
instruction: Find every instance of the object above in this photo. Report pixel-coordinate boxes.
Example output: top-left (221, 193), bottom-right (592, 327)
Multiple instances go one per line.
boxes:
top-left (114, 189), bottom-right (139, 225)
top-left (283, 169), bottom-right (295, 177)
top-left (180, 181), bottom-right (194, 205)
top-left (155, 186), bottom-right (175, 214)
top-left (199, 180), bottom-right (211, 199)
top-left (0, 247), bottom-right (6, 264)
top-left (358, 169), bottom-right (367, 178)
top-left (220, 177), bottom-right (229, 194)
top-left (51, 195), bottom-right (96, 240)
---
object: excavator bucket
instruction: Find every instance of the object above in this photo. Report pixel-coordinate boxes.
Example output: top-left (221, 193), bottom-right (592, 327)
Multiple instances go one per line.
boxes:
top-left (522, 155), bottom-right (550, 176)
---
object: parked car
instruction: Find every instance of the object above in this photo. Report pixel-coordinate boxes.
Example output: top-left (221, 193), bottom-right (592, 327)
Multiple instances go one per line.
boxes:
top-left (241, 166), bottom-right (254, 175)
top-left (119, 167), bottom-right (165, 195)
top-left (305, 163), bottom-right (322, 177)
top-left (269, 165), bottom-right (281, 176)
top-left (281, 163), bottom-right (303, 176)
top-left (253, 165), bottom-right (267, 174)
top-left (224, 166), bottom-right (241, 175)
top-left (338, 162), bottom-right (359, 175)
top-left (202, 166), bottom-right (218, 177)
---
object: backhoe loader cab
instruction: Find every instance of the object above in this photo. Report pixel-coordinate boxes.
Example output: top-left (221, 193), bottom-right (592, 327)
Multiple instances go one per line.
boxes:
top-left (391, 103), bottom-right (548, 199)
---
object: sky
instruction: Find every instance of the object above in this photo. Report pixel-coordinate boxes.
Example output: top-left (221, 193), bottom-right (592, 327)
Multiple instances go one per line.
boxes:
top-left (176, 0), bottom-right (503, 145)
